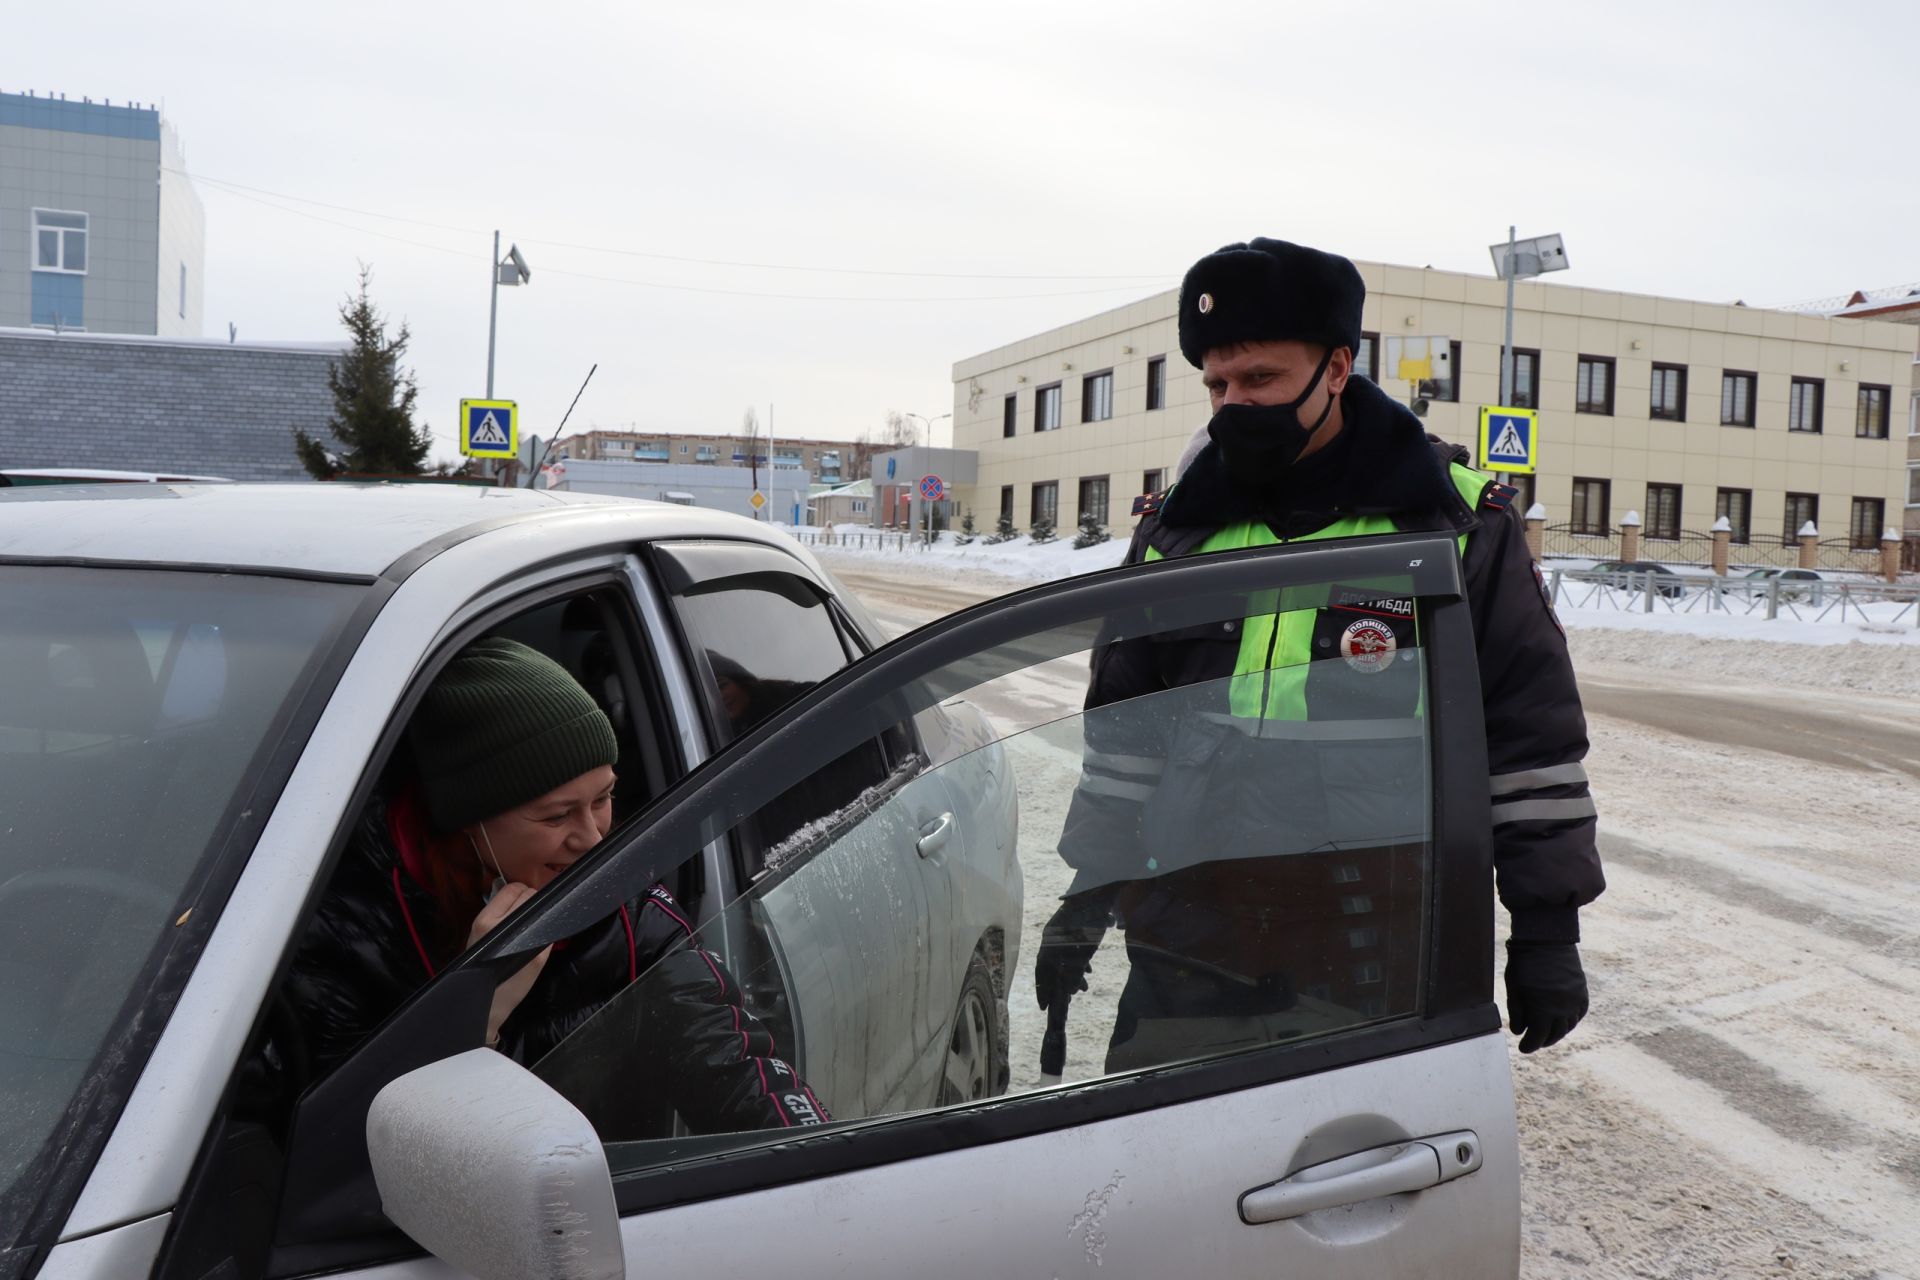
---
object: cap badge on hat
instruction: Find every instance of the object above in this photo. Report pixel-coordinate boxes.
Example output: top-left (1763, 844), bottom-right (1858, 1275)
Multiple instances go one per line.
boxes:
top-left (1197, 292), bottom-right (1214, 314)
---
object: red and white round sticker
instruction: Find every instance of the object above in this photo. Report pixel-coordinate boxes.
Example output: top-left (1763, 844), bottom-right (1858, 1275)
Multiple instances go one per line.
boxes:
top-left (1339, 618), bottom-right (1397, 673)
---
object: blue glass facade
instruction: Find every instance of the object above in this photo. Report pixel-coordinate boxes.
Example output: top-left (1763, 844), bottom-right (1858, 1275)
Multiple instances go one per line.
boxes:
top-left (30, 273), bottom-right (84, 328)
top-left (0, 92), bottom-right (161, 141)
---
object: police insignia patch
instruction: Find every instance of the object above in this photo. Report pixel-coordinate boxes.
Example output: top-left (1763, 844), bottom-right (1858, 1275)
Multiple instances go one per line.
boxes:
top-left (1482, 482), bottom-right (1519, 511)
top-left (1339, 618), bottom-right (1397, 673)
top-left (1132, 488), bottom-right (1169, 517)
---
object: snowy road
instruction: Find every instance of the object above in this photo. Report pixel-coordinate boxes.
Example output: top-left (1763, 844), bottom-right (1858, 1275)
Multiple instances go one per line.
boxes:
top-left (821, 552), bottom-right (1920, 1280)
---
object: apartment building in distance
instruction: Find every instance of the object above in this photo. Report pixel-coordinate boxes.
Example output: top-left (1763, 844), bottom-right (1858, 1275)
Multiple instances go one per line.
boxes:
top-left (950, 261), bottom-right (1916, 566)
top-left (552, 428), bottom-right (851, 484)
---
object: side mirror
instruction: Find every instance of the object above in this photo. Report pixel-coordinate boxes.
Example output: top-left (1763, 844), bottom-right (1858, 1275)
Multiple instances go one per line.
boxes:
top-left (367, 1049), bottom-right (626, 1280)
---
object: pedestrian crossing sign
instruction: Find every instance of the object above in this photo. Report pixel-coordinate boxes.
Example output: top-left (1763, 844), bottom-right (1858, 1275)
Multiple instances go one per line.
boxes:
top-left (460, 399), bottom-right (518, 459)
top-left (1477, 406), bottom-right (1538, 475)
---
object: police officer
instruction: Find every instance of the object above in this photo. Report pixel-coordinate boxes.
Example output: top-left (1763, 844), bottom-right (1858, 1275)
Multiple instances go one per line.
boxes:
top-left (1035, 237), bottom-right (1605, 1067)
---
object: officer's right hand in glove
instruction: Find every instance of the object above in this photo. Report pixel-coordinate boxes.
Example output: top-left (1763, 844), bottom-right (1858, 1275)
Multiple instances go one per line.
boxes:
top-left (1034, 890), bottom-right (1116, 1011)
top-left (1504, 940), bottom-right (1589, 1054)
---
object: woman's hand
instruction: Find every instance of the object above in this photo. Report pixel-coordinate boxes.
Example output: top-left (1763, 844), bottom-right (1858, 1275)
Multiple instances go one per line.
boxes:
top-left (466, 882), bottom-right (553, 1049)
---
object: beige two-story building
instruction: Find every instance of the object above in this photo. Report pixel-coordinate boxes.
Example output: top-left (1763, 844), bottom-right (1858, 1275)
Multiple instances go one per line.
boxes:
top-left (949, 262), bottom-right (1915, 565)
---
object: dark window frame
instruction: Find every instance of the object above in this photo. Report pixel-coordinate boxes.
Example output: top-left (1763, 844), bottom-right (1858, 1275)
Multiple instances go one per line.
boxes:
top-left (1001, 394), bottom-right (1017, 439)
top-left (1720, 370), bottom-right (1756, 428)
top-left (1142, 468), bottom-right (1166, 500)
top-left (1077, 475), bottom-right (1111, 527)
top-left (1576, 356), bottom-right (1616, 416)
top-left (1650, 363), bottom-right (1688, 422)
top-left (1499, 346), bottom-right (1541, 410)
top-left (1857, 383), bottom-right (1891, 440)
top-left (998, 485), bottom-right (1014, 527)
top-left (1145, 356), bottom-right (1167, 412)
top-left (1644, 483), bottom-right (1683, 540)
top-left (1850, 497), bottom-right (1886, 550)
top-left (1354, 332), bottom-right (1381, 384)
top-left (1030, 479), bottom-right (1059, 527)
top-left (1081, 370), bottom-right (1115, 424)
top-left (1033, 383), bottom-right (1062, 433)
top-left (1428, 340), bottom-right (1463, 403)
top-left (1784, 492), bottom-right (1819, 546)
top-left (1570, 476), bottom-right (1611, 535)
top-left (1789, 378), bottom-right (1824, 434)
top-left (1715, 488), bottom-right (1752, 544)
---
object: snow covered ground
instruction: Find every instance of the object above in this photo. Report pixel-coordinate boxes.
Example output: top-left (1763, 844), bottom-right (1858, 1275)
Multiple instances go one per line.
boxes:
top-left (817, 549), bottom-right (1920, 1280)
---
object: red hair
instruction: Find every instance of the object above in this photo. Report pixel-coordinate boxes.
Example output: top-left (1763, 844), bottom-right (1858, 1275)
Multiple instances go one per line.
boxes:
top-left (387, 783), bottom-right (488, 963)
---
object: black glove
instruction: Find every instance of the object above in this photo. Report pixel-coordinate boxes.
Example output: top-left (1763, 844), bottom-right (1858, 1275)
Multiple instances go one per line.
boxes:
top-left (1504, 940), bottom-right (1589, 1054)
top-left (1035, 891), bottom-right (1115, 1012)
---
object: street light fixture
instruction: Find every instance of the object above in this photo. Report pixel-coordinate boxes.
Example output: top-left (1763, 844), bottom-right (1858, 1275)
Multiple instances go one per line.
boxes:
top-left (1488, 229), bottom-right (1568, 408)
top-left (486, 231), bottom-right (531, 400)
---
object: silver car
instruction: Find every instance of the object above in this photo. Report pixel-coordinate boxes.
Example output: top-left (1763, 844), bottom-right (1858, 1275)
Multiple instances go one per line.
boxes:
top-left (4, 482), bottom-right (1520, 1278)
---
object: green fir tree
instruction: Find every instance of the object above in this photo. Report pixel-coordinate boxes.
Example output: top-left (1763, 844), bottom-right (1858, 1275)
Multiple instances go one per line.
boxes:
top-left (295, 267), bottom-right (433, 479)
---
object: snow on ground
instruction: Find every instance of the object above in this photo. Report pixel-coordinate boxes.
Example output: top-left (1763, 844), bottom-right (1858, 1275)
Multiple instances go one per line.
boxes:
top-left (797, 525), bottom-right (1920, 653)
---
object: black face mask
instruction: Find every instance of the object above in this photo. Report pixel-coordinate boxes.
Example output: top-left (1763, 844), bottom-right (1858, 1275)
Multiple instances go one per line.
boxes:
top-left (1205, 346), bottom-right (1338, 485)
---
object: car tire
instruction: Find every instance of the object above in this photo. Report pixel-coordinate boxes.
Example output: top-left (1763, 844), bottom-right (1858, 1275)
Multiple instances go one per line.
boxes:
top-left (937, 956), bottom-right (1007, 1106)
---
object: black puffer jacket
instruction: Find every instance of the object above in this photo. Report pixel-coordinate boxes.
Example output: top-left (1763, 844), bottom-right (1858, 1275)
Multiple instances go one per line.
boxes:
top-left (274, 798), bottom-right (827, 1137)
top-left (1059, 375), bottom-right (1604, 946)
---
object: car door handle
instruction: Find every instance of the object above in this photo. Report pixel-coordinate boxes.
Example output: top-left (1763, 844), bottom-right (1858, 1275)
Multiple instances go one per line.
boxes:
top-left (1238, 1130), bottom-right (1482, 1225)
top-left (915, 812), bottom-right (954, 860)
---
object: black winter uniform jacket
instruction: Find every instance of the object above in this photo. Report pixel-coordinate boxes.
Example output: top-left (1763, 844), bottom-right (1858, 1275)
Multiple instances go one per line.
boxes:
top-left (271, 800), bottom-right (827, 1137)
top-left (1059, 375), bottom-right (1605, 946)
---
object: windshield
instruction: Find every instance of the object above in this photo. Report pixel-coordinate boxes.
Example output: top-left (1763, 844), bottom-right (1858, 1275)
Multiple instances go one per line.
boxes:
top-left (0, 566), bottom-right (360, 1229)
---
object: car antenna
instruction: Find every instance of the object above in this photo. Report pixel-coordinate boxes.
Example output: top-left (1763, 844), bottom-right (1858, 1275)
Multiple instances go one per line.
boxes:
top-left (525, 363), bottom-right (597, 488)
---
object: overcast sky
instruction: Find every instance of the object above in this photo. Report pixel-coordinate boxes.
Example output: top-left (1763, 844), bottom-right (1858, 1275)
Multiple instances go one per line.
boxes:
top-left (18, 0), bottom-right (1918, 460)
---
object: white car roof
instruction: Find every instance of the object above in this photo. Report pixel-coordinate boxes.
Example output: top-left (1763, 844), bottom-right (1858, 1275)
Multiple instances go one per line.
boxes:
top-left (0, 482), bottom-right (791, 578)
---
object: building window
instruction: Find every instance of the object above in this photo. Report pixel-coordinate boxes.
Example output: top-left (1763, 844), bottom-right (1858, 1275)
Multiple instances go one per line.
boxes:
top-left (1030, 480), bottom-right (1059, 527)
top-left (1428, 340), bottom-right (1463, 402)
top-left (851, 499), bottom-right (868, 515)
top-left (1576, 356), bottom-right (1615, 415)
top-left (1354, 332), bottom-right (1380, 383)
top-left (1002, 393), bottom-right (1017, 439)
top-left (680, 444), bottom-right (689, 453)
top-left (999, 485), bottom-right (1014, 527)
top-left (1720, 371), bottom-right (1756, 427)
top-left (32, 209), bottom-right (88, 274)
top-left (1784, 492), bottom-right (1818, 545)
top-left (1789, 378), bottom-right (1824, 433)
top-left (1856, 384), bottom-right (1890, 440)
top-left (1850, 498), bottom-right (1885, 549)
top-left (1500, 347), bottom-right (1540, 409)
top-left (1908, 464), bottom-right (1920, 507)
top-left (1645, 483), bottom-right (1682, 540)
top-left (1650, 364), bottom-right (1687, 421)
top-left (1570, 477), bottom-right (1611, 535)
top-left (1077, 476), bottom-right (1110, 528)
top-left (1082, 370), bottom-right (1114, 423)
top-left (1715, 488), bottom-right (1752, 544)
top-left (1145, 356), bottom-right (1167, 411)
top-left (1142, 467), bottom-right (1166, 498)
top-left (1034, 383), bottom-right (1061, 432)
top-left (179, 262), bottom-right (187, 318)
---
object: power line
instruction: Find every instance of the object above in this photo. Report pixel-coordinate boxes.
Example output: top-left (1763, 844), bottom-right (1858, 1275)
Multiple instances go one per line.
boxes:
top-left (174, 166), bottom-right (1174, 282)
top-left (191, 177), bottom-right (1173, 303)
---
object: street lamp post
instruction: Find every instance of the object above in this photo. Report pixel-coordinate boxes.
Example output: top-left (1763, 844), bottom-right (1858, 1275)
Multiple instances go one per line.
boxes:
top-left (485, 232), bottom-right (531, 482)
top-left (1488, 230), bottom-right (1569, 408)
top-left (899, 411), bottom-right (952, 545)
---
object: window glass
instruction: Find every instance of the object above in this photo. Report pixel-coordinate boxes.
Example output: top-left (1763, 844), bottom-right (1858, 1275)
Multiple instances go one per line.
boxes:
top-left (533, 561), bottom-right (1439, 1173)
top-left (1035, 384), bottom-right (1061, 432)
top-left (1576, 357), bottom-right (1613, 414)
top-left (1721, 372), bottom-right (1755, 426)
top-left (1571, 477), bottom-right (1610, 534)
top-left (1501, 347), bottom-right (1538, 409)
top-left (1784, 493), bottom-right (1818, 545)
top-left (1078, 476), bottom-right (1109, 527)
top-left (1790, 379), bottom-right (1823, 433)
top-left (1031, 481), bottom-right (1058, 527)
top-left (1081, 371), bottom-right (1113, 423)
top-left (1645, 484), bottom-right (1682, 540)
top-left (1002, 394), bottom-right (1017, 439)
top-left (1850, 498), bottom-right (1885, 549)
top-left (1716, 488), bottom-right (1752, 543)
top-left (1650, 365), bottom-right (1685, 420)
top-left (1145, 357), bottom-right (1166, 411)
top-left (1857, 385), bottom-right (1890, 439)
top-left (36, 228), bottom-right (59, 269)
top-left (0, 568), bottom-right (359, 1226)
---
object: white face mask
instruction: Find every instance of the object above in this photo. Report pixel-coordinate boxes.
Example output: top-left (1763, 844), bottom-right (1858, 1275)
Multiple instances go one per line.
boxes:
top-left (471, 822), bottom-right (508, 903)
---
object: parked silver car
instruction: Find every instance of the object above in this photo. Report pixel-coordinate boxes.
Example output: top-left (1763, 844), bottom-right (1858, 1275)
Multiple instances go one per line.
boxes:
top-left (3, 483), bottom-right (1520, 1278)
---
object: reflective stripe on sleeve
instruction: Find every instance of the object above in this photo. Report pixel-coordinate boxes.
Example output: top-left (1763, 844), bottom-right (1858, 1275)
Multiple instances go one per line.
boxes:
top-left (1491, 796), bottom-right (1598, 825)
top-left (1081, 749), bottom-right (1164, 777)
top-left (1076, 772), bottom-right (1156, 801)
top-left (1490, 763), bottom-right (1590, 796)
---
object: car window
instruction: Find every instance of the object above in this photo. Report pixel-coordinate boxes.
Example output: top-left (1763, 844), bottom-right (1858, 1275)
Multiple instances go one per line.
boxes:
top-left (522, 539), bottom-right (1472, 1191)
top-left (0, 567), bottom-right (360, 1240)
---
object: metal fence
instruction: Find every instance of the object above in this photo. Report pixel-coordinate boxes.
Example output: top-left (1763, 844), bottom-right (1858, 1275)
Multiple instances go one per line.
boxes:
top-left (1540, 524), bottom-right (1617, 559)
top-left (786, 528), bottom-right (916, 553)
top-left (1542, 526), bottom-right (1891, 577)
top-left (1546, 568), bottom-right (1920, 626)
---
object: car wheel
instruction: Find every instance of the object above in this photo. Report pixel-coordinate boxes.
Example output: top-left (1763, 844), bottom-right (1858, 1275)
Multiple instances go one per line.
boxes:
top-left (938, 957), bottom-right (1006, 1106)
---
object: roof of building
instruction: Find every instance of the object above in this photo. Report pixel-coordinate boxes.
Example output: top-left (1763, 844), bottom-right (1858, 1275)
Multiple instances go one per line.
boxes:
top-left (0, 90), bottom-right (162, 141)
top-left (811, 478), bottom-right (873, 498)
top-left (1779, 281), bottom-right (1920, 321)
top-left (0, 326), bottom-right (346, 356)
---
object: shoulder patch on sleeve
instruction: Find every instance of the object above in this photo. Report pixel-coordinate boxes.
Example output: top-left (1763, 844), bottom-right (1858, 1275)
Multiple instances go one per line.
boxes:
top-left (1481, 482), bottom-right (1519, 512)
top-left (1131, 487), bottom-right (1170, 517)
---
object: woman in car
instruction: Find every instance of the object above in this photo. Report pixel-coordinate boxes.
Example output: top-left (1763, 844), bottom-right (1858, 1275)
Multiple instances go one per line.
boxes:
top-left (272, 636), bottom-right (827, 1135)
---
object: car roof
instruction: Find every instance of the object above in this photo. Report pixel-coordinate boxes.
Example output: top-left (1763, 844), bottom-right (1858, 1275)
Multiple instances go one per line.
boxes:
top-left (0, 482), bottom-right (784, 578)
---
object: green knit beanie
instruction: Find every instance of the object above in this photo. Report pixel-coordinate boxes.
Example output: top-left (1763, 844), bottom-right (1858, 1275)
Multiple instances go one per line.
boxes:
top-left (408, 637), bottom-right (619, 833)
